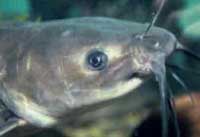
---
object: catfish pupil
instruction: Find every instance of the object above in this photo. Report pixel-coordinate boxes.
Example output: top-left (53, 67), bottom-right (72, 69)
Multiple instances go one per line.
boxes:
top-left (86, 50), bottom-right (108, 71)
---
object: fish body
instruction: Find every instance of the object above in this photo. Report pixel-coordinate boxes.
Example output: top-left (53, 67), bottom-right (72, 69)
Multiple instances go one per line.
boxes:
top-left (0, 17), bottom-right (178, 130)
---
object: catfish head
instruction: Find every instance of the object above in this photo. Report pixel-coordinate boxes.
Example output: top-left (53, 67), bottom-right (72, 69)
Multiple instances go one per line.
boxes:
top-left (0, 17), bottom-right (178, 128)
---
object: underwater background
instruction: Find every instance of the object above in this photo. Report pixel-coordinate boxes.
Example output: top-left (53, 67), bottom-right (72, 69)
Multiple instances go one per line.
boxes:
top-left (1, 0), bottom-right (200, 137)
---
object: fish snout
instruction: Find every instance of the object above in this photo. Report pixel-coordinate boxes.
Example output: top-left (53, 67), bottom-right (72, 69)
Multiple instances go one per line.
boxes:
top-left (128, 28), bottom-right (178, 75)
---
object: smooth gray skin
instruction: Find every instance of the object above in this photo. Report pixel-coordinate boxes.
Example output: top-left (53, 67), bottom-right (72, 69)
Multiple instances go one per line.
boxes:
top-left (0, 17), bottom-right (177, 128)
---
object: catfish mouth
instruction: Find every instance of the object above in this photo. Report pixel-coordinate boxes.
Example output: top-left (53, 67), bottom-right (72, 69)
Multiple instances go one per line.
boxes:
top-left (125, 72), bottom-right (151, 80)
top-left (105, 51), bottom-right (153, 84)
top-left (125, 72), bottom-right (141, 80)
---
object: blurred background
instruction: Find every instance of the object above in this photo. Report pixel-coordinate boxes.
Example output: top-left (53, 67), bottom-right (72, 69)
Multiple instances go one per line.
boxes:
top-left (1, 0), bottom-right (200, 137)
top-left (1, 0), bottom-right (200, 39)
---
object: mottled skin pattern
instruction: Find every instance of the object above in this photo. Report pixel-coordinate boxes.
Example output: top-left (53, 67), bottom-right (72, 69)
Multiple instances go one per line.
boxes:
top-left (0, 17), bottom-right (177, 128)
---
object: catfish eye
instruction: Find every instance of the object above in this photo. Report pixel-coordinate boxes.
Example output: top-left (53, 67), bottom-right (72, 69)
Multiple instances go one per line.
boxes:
top-left (86, 50), bottom-right (108, 71)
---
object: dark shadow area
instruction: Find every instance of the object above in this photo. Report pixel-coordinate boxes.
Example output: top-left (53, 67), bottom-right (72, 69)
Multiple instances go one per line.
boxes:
top-left (131, 111), bottom-right (191, 137)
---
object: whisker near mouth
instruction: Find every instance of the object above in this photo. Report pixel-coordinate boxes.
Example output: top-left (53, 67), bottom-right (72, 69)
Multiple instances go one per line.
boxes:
top-left (166, 80), bottom-right (181, 137)
top-left (166, 47), bottom-right (200, 91)
top-left (167, 67), bottom-right (195, 108)
top-left (169, 71), bottom-right (188, 91)
top-left (167, 63), bottom-right (200, 75)
top-left (175, 48), bottom-right (200, 62)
